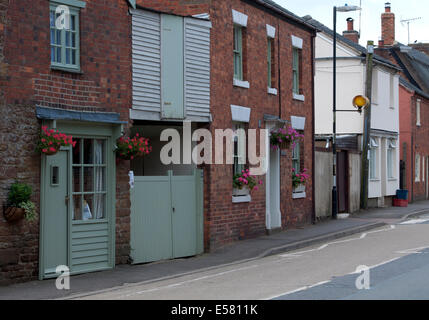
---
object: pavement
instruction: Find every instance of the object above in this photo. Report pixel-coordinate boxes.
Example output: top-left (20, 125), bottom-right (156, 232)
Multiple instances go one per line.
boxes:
top-left (1, 200), bottom-right (429, 300)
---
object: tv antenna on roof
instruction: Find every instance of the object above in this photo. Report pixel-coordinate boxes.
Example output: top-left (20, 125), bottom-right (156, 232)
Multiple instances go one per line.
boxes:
top-left (401, 17), bottom-right (422, 44)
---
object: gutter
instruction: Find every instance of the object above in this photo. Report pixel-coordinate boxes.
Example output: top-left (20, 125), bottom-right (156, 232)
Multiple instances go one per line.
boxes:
top-left (243, 0), bottom-right (318, 34)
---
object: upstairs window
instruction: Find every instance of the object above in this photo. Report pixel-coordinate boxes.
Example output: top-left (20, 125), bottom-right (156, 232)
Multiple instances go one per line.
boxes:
top-left (50, 1), bottom-right (85, 71)
top-left (292, 48), bottom-right (300, 95)
top-left (233, 25), bottom-right (243, 81)
top-left (417, 99), bottom-right (421, 127)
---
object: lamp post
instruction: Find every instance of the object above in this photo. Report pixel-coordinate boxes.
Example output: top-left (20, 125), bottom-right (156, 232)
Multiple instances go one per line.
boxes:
top-left (332, 4), bottom-right (361, 219)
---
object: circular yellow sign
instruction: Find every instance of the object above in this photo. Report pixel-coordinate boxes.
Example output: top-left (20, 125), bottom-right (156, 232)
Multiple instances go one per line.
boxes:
top-left (353, 95), bottom-right (369, 108)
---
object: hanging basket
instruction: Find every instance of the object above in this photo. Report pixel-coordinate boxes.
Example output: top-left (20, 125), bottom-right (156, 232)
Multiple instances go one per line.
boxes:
top-left (280, 140), bottom-right (291, 150)
top-left (3, 207), bottom-right (25, 223)
top-left (43, 148), bottom-right (59, 156)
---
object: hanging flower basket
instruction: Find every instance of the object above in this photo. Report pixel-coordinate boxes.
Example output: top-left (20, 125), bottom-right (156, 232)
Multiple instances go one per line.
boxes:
top-left (115, 133), bottom-right (152, 161)
top-left (3, 207), bottom-right (25, 223)
top-left (270, 126), bottom-right (303, 150)
top-left (37, 126), bottom-right (76, 156)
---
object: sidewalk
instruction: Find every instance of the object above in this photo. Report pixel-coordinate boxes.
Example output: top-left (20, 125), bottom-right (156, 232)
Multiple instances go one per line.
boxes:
top-left (1, 200), bottom-right (429, 300)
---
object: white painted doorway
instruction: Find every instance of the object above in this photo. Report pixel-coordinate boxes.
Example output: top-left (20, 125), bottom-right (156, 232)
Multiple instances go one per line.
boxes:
top-left (266, 124), bottom-right (281, 231)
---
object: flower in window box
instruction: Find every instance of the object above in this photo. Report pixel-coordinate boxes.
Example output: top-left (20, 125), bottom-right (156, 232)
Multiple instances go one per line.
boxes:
top-left (233, 169), bottom-right (263, 195)
top-left (270, 125), bottom-right (303, 150)
top-left (37, 126), bottom-right (76, 156)
top-left (115, 133), bottom-right (152, 160)
top-left (292, 168), bottom-right (310, 189)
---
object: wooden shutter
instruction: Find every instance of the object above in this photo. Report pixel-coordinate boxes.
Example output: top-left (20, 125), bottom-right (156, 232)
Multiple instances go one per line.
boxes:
top-left (161, 14), bottom-right (184, 119)
top-left (132, 10), bottom-right (162, 114)
top-left (184, 17), bottom-right (212, 121)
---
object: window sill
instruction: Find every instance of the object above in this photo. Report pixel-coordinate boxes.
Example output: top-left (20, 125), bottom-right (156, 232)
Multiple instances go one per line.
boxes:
top-left (233, 79), bottom-right (250, 89)
top-left (232, 195), bottom-right (252, 203)
top-left (268, 87), bottom-right (278, 95)
top-left (292, 192), bottom-right (306, 199)
top-left (388, 178), bottom-right (398, 182)
top-left (51, 65), bottom-right (83, 74)
top-left (293, 93), bottom-right (305, 102)
top-left (369, 179), bottom-right (380, 182)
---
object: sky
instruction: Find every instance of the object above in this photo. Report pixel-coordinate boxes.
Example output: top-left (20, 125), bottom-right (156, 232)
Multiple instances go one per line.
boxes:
top-left (272, 0), bottom-right (429, 46)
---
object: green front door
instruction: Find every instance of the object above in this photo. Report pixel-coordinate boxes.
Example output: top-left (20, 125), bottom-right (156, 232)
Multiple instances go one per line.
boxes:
top-left (42, 150), bottom-right (69, 278)
top-left (40, 122), bottom-right (117, 280)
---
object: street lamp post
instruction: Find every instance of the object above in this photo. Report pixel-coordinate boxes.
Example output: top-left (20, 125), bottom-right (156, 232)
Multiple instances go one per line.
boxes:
top-left (332, 4), bottom-right (361, 220)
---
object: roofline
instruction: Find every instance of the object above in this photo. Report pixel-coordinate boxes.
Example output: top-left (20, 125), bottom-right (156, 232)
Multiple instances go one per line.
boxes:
top-left (400, 77), bottom-right (429, 100)
top-left (243, 0), bottom-right (318, 33)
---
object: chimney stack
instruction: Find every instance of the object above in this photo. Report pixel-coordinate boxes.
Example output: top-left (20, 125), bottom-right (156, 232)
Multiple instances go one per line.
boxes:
top-left (343, 18), bottom-right (360, 44)
top-left (381, 2), bottom-right (395, 46)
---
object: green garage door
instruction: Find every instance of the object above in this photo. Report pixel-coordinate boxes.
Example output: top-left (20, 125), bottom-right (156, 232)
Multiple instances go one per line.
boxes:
top-left (130, 170), bottom-right (204, 264)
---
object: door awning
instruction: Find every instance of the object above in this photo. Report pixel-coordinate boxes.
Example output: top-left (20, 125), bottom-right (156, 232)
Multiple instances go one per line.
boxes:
top-left (36, 106), bottom-right (127, 124)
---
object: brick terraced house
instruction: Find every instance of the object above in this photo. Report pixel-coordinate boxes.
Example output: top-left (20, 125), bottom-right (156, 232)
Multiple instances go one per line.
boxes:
top-left (0, 0), bottom-right (316, 284)
top-left (375, 3), bottom-right (429, 203)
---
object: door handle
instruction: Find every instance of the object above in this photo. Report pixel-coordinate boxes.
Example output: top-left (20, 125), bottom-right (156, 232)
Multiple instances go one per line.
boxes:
top-left (172, 207), bottom-right (175, 213)
top-left (65, 196), bottom-right (70, 205)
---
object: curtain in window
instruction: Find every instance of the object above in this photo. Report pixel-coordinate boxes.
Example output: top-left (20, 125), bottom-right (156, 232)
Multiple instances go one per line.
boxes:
top-left (94, 140), bottom-right (104, 219)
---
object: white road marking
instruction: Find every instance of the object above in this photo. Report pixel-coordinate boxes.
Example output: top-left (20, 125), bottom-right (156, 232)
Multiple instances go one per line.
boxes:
top-left (400, 219), bottom-right (429, 225)
top-left (115, 264), bottom-right (260, 299)
top-left (266, 280), bottom-right (330, 300)
top-left (279, 225), bottom-right (396, 258)
top-left (396, 246), bottom-right (429, 254)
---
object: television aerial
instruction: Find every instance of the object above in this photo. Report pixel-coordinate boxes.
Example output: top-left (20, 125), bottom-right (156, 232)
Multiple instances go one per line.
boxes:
top-left (400, 17), bottom-right (422, 44)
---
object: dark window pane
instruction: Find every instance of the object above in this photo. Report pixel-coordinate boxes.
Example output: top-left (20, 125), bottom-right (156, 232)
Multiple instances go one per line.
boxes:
top-left (73, 139), bottom-right (81, 164)
top-left (73, 167), bottom-right (81, 193)
top-left (84, 139), bottom-right (93, 164)
top-left (84, 167), bottom-right (94, 192)
top-left (72, 195), bottom-right (82, 221)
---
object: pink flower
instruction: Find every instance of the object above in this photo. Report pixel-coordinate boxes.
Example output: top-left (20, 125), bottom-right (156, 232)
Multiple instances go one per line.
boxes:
top-left (42, 148), bottom-right (47, 153)
top-left (254, 186), bottom-right (259, 191)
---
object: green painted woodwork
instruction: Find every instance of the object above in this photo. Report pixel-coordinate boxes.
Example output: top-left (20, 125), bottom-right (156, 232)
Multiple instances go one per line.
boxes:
top-left (51, 0), bottom-right (86, 8)
top-left (161, 14), bottom-right (184, 119)
top-left (41, 150), bottom-right (69, 279)
top-left (293, 48), bottom-right (300, 94)
top-left (131, 175), bottom-right (173, 263)
top-left (39, 121), bottom-right (117, 279)
top-left (130, 170), bottom-right (204, 264)
top-left (267, 38), bottom-right (272, 88)
top-left (50, 2), bottom-right (81, 71)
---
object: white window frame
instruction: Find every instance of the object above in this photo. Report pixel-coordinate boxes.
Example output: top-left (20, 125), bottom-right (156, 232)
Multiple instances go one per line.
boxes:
top-left (387, 139), bottom-right (397, 179)
top-left (369, 138), bottom-right (379, 180)
top-left (417, 99), bottom-right (421, 127)
top-left (416, 153), bottom-right (421, 182)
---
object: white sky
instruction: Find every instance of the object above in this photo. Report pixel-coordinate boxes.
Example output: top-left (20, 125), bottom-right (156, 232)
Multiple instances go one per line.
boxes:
top-left (273, 0), bottom-right (429, 45)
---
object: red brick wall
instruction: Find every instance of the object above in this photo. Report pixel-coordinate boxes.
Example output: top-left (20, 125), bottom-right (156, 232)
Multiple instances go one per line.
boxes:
top-left (204, 0), bottom-right (315, 249)
top-left (411, 94), bottom-right (429, 201)
top-left (0, 0), bottom-right (132, 284)
top-left (136, 0), bottom-right (210, 16)
top-left (399, 85), bottom-right (429, 202)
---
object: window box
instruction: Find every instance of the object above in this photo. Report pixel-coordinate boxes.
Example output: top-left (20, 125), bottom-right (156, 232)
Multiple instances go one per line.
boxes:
top-left (293, 184), bottom-right (306, 194)
top-left (233, 187), bottom-right (249, 197)
top-left (293, 185), bottom-right (306, 199)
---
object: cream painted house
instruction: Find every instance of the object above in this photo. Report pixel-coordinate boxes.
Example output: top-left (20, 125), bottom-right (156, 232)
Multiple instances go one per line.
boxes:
top-left (303, 16), bottom-right (401, 216)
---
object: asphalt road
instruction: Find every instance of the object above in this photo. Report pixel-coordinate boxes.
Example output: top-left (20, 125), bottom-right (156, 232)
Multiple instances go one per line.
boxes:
top-left (71, 214), bottom-right (429, 300)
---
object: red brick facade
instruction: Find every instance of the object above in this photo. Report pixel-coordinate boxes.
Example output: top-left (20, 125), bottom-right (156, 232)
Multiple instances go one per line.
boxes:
top-left (135, 0), bottom-right (316, 248)
top-left (399, 85), bottom-right (429, 201)
top-left (0, 0), bottom-right (132, 284)
top-left (0, 0), bottom-right (315, 284)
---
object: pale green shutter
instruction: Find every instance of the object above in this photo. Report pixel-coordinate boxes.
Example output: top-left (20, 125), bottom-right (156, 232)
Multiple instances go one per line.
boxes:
top-left (161, 14), bottom-right (184, 119)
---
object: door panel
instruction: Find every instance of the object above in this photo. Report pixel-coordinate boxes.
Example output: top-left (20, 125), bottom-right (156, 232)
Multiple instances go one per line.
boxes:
top-left (161, 14), bottom-right (184, 119)
top-left (130, 176), bottom-right (173, 264)
top-left (337, 151), bottom-right (348, 213)
top-left (171, 175), bottom-right (197, 258)
top-left (269, 149), bottom-right (281, 229)
top-left (43, 151), bottom-right (68, 278)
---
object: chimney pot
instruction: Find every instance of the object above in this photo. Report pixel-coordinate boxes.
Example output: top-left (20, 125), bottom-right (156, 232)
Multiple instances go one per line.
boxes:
top-left (347, 17), bottom-right (354, 31)
top-left (385, 2), bottom-right (391, 13)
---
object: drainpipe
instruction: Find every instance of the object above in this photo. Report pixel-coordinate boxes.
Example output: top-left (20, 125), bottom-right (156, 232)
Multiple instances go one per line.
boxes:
top-left (311, 33), bottom-right (316, 224)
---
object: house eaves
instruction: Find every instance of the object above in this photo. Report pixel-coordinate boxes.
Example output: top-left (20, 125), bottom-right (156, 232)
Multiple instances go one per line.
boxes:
top-left (303, 15), bottom-right (401, 72)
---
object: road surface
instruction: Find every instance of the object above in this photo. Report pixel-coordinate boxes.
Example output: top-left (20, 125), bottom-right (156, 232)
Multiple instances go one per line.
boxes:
top-left (71, 214), bottom-right (429, 300)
